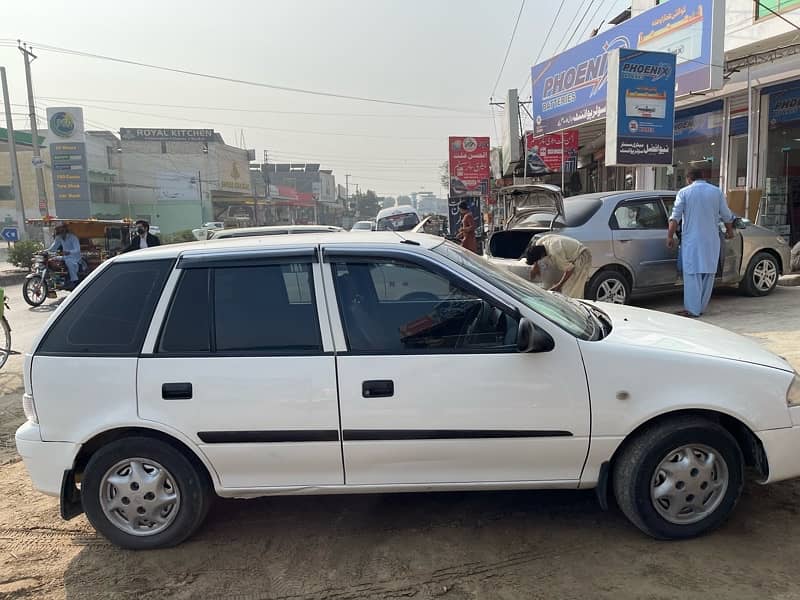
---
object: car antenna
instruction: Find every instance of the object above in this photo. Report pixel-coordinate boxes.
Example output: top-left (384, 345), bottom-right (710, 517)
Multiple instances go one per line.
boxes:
top-left (393, 231), bottom-right (420, 246)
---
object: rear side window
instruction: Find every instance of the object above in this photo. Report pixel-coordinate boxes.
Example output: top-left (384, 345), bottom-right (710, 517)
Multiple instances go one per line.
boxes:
top-left (38, 260), bottom-right (172, 356)
top-left (157, 262), bottom-right (321, 355)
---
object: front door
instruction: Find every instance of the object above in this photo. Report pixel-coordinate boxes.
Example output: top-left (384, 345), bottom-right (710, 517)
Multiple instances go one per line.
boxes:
top-left (138, 253), bottom-right (343, 490)
top-left (323, 249), bottom-right (590, 485)
top-left (610, 197), bottom-right (677, 289)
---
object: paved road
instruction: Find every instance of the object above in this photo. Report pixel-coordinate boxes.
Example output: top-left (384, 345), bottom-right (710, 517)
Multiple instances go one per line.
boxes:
top-left (0, 282), bottom-right (798, 599)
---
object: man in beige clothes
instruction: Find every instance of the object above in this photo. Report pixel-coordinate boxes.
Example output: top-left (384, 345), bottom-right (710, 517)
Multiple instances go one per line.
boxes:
top-left (524, 234), bottom-right (593, 299)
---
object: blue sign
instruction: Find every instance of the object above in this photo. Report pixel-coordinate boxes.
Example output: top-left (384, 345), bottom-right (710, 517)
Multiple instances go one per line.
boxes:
top-left (674, 100), bottom-right (723, 144)
top-left (606, 49), bottom-right (676, 165)
top-left (768, 84), bottom-right (800, 128)
top-left (1, 227), bottom-right (19, 242)
top-left (531, 0), bottom-right (722, 135)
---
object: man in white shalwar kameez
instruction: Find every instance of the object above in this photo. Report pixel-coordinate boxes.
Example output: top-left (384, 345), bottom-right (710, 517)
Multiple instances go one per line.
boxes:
top-left (667, 170), bottom-right (735, 318)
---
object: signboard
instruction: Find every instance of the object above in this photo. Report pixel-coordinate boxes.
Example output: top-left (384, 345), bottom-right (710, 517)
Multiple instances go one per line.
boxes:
top-left (768, 84), bottom-right (800, 128)
top-left (45, 107), bottom-right (85, 143)
top-left (120, 128), bottom-right (216, 142)
top-left (606, 49), bottom-right (676, 165)
top-left (501, 89), bottom-right (521, 176)
top-left (674, 101), bottom-right (723, 144)
top-left (524, 129), bottom-right (579, 174)
top-left (531, 0), bottom-right (723, 135)
top-left (1, 227), bottom-right (19, 242)
top-left (218, 160), bottom-right (252, 193)
top-left (447, 196), bottom-right (482, 239)
top-left (49, 142), bottom-right (91, 218)
top-left (448, 136), bottom-right (490, 197)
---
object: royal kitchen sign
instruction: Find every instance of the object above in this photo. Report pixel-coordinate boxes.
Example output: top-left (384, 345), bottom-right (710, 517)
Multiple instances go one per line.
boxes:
top-left (120, 128), bottom-right (216, 142)
top-left (606, 49), bottom-right (676, 166)
top-left (448, 136), bottom-right (490, 197)
top-left (531, 0), bottom-right (723, 135)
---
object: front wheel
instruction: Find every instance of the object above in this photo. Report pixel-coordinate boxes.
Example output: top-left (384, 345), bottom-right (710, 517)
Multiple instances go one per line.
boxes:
top-left (23, 275), bottom-right (48, 307)
top-left (739, 251), bottom-right (779, 297)
top-left (612, 416), bottom-right (743, 539)
top-left (81, 437), bottom-right (212, 549)
top-left (0, 316), bottom-right (10, 370)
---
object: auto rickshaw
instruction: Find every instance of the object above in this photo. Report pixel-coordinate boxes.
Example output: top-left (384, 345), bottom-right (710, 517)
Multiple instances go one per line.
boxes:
top-left (23, 218), bottom-right (132, 306)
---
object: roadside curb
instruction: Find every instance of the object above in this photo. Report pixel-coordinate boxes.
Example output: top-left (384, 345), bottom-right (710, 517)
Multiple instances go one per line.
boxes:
top-left (778, 274), bottom-right (800, 287)
top-left (0, 270), bottom-right (28, 287)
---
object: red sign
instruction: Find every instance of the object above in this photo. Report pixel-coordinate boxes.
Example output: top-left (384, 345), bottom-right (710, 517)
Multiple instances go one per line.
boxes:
top-left (524, 129), bottom-right (579, 174)
top-left (448, 136), bottom-right (490, 197)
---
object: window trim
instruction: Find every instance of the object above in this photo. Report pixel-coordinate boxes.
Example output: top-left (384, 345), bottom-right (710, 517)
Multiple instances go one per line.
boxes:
top-left (326, 252), bottom-right (520, 356)
top-left (153, 259), bottom-right (325, 357)
top-left (609, 197), bottom-right (669, 231)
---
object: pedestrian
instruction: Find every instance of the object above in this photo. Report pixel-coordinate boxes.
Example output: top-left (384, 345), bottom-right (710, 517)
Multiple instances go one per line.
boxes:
top-left (524, 233), bottom-right (592, 298)
top-left (47, 223), bottom-right (82, 290)
top-left (456, 200), bottom-right (477, 253)
top-left (667, 169), bottom-right (734, 318)
top-left (123, 220), bottom-right (161, 253)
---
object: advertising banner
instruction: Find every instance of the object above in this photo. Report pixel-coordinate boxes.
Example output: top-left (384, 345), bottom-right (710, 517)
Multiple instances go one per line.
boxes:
top-left (531, 0), bottom-right (723, 135)
top-left (606, 49), bottom-right (676, 166)
top-left (47, 108), bottom-right (90, 217)
top-left (120, 128), bottom-right (216, 142)
top-left (447, 196), bottom-right (482, 239)
top-left (448, 136), bottom-right (490, 197)
top-left (768, 85), bottom-right (800, 128)
top-left (501, 89), bottom-right (521, 176)
top-left (674, 102), bottom-right (723, 144)
top-left (524, 129), bottom-right (579, 174)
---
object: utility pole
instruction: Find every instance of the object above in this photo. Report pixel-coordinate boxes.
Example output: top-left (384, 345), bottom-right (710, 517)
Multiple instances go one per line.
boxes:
top-left (262, 150), bottom-right (270, 226)
top-left (1, 66), bottom-right (26, 239)
top-left (19, 43), bottom-right (48, 217)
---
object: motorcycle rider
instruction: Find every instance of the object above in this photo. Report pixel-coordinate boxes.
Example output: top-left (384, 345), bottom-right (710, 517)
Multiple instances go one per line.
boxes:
top-left (47, 223), bottom-right (81, 291)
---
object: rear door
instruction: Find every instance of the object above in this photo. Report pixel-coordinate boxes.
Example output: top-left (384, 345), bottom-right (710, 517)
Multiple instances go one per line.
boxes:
top-left (610, 197), bottom-right (677, 289)
top-left (137, 248), bottom-right (343, 490)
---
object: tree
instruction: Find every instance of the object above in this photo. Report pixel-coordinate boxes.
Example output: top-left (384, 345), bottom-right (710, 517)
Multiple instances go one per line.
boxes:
top-left (396, 195), bottom-right (412, 206)
top-left (439, 161), bottom-right (449, 190)
top-left (356, 189), bottom-right (382, 219)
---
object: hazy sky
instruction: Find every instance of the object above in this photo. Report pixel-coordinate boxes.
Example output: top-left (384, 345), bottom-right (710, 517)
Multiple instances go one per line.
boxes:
top-left (2, 0), bottom-right (626, 196)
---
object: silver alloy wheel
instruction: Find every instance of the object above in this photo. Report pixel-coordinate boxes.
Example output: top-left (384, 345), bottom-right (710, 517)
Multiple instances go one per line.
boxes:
top-left (100, 458), bottom-right (181, 536)
top-left (650, 444), bottom-right (729, 525)
top-left (753, 258), bottom-right (778, 292)
top-left (596, 278), bottom-right (627, 304)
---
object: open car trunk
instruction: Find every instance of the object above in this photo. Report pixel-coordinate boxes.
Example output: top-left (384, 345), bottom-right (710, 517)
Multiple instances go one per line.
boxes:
top-left (488, 229), bottom-right (549, 259)
top-left (488, 184), bottom-right (565, 259)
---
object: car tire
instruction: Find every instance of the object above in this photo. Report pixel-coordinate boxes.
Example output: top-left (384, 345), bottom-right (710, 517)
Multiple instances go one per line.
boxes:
top-left (612, 416), bottom-right (743, 540)
top-left (739, 251), bottom-right (780, 297)
top-left (81, 437), bottom-right (212, 549)
top-left (586, 269), bottom-right (631, 304)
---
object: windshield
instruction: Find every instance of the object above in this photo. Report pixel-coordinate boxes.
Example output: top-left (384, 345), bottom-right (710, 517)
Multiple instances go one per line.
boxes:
top-left (512, 196), bottom-right (603, 229)
top-left (433, 241), bottom-right (595, 340)
top-left (376, 212), bottom-right (420, 232)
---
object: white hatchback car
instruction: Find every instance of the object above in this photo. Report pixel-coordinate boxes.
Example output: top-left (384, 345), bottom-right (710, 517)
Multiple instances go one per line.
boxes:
top-left (16, 233), bottom-right (800, 549)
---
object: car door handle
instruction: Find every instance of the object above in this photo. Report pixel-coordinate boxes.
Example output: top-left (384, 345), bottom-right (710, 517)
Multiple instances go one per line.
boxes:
top-left (362, 380), bottom-right (394, 398)
top-left (617, 239), bottom-right (632, 243)
top-left (162, 382), bottom-right (193, 400)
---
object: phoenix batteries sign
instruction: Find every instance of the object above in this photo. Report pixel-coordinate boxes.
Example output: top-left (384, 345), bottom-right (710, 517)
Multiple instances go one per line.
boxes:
top-left (532, 0), bottom-right (723, 135)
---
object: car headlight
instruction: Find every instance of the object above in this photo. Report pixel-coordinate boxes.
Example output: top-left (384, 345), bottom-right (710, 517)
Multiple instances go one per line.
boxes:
top-left (788, 375), bottom-right (800, 407)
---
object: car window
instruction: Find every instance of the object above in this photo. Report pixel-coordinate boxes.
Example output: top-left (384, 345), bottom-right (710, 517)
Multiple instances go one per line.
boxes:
top-left (38, 260), bottom-right (173, 356)
top-left (662, 196), bottom-right (676, 218)
top-left (159, 268), bottom-right (211, 353)
top-left (612, 199), bottom-right (667, 230)
top-left (376, 213), bottom-right (420, 231)
top-left (332, 260), bottom-right (518, 354)
top-left (214, 263), bottom-right (320, 353)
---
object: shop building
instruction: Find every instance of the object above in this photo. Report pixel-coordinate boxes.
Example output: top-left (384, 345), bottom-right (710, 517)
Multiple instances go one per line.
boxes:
top-left (259, 163), bottom-right (340, 226)
top-left (519, 0), bottom-right (800, 244)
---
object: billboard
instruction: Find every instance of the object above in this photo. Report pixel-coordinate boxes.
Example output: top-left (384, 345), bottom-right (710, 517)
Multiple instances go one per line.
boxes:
top-left (448, 136), bottom-right (490, 197)
top-left (531, 0), bottom-right (723, 135)
top-left (120, 128), bottom-right (216, 142)
top-left (47, 108), bottom-right (89, 217)
top-left (524, 129), bottom-right (579, 174)
top-left (606, 49), bottom-right (676, 165)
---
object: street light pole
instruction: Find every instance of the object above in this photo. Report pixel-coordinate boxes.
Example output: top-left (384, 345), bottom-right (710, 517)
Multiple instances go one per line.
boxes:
top-left (19, 43), bottom-right (48, 217)
top-left (1, 66), bottom-right (26, 239)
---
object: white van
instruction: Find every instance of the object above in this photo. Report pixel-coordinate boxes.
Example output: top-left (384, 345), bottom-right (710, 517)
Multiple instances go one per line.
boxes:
top-left (375, 205), bottom-right (420, 232)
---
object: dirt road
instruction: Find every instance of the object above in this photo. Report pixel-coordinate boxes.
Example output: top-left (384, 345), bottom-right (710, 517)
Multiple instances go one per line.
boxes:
top-left (0, 285), bottom-right (798, 599)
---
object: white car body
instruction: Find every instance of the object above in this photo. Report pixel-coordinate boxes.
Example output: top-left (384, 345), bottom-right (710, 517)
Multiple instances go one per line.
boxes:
top-left (15, 233), bottom-right (800, 546)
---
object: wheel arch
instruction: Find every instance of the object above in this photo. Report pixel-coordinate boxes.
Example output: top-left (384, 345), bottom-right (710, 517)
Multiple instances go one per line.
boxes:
top-left (743, 247), bottom-right (784, 276)
top-left (586, 263), bottom-right (635, 298)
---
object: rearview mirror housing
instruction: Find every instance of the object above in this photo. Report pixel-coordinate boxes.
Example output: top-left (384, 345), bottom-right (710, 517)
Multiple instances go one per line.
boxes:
top-left (517, 318), bottom-right (555, 353)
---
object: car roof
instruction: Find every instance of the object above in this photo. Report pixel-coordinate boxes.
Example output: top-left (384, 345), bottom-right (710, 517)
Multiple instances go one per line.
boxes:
top-left (570, 190), bottom-right (675, 203)
top-left (113, 232), bottom-right (444, 262)
top-left (376, 205), bottom-right (418, 219)
top-left (211, 224), bottom-right (342, 238)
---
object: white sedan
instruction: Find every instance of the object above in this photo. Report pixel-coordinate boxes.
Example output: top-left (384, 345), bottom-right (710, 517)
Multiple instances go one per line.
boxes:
top-left (15, 232), bottom-right (800, 548)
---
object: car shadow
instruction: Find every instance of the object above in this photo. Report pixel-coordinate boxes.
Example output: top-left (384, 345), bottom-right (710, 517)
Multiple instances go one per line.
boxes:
top-left (27, 297), bottom-right (66, 313)
top-left (62, 479), bottom-right (800, 599)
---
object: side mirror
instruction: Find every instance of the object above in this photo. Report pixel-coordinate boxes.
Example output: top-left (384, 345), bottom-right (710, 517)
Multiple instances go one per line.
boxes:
top-left (517, 318), bottom-right (555, 353)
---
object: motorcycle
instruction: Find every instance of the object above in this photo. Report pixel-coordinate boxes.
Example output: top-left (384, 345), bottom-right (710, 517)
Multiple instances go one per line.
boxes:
top-left (23, 251), bottom-right (88, 307)
top-left (0, 288), bottom-right (11, 370)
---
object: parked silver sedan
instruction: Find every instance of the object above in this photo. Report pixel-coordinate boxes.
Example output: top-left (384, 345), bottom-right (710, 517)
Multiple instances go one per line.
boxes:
top-left (486, 185), bottom-right (791, 304)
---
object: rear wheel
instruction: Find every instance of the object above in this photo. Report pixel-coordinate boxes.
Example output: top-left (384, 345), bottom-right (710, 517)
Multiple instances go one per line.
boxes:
top-left (23, 276), bottom-right (48, 307)
top-left (739, 252), bottom-right (779, 297)
top-left (82, 437), bottom-right (212, 549)
top-left (612, 416), bottom-right (743, 539)
top-left (0, 316), bottom-right (10, 370)
top-left (586, 269), bottom-right (631, 304)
